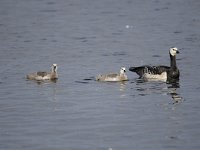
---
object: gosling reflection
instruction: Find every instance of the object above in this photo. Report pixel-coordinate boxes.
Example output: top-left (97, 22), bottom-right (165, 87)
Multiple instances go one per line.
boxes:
top-left (35, 78), bottom-right (58, 85)
top-left (119, 81), bottom-right (127, 91)
top-left (118, 81), bottom-right (127, 98)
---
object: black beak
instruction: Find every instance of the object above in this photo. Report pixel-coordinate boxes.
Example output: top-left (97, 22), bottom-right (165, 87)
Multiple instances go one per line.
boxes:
top-left (176, 50), bottom-right (180, 54)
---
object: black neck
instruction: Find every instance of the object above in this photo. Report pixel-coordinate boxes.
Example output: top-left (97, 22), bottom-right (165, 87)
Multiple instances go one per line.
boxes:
top-left (170, 53), bottom-right (177, 68)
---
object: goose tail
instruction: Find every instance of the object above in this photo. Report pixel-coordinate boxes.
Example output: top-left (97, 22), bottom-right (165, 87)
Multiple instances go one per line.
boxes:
top-left (129, 66), bottom-right (146, 77)
top-left (129, 67), bottom-right (137, 72)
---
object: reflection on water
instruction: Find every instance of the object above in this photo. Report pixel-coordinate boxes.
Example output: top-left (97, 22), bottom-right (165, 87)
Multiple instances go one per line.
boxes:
top-left (134, 79), bottom-right (183, 104)
top-left (26, 78), bottom-right (58, 85)
top-left (51, 82), bottom-right (60, 112)
top-left (82, 77), bottom-right (128, 99)
top-left (118, 81), bottom-right (127, 98)
top-left (168, 83), bottom-right (183, 104)
top-left (134, 79), bottom-right (168, 95)
top-left (171, 92), bottom-right (183, 104)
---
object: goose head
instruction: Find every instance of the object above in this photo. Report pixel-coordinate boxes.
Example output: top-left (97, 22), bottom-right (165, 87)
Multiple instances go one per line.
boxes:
top-left (51, 64), bottom-right (57, 72)
top-left (170, 47), bottom-right (180, 56)
top-left (120, 67), bottom-right (126, 75)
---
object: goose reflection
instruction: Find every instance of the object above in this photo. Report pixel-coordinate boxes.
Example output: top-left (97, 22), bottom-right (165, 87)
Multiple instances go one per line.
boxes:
top-left (134, 79), bottom-right (183, 103)
top-left (168, 82), bottom-right (183, 104)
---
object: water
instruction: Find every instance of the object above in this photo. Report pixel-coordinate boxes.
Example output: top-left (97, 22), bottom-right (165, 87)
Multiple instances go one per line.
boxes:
top-left (0, 0), bottom-right (200, 149)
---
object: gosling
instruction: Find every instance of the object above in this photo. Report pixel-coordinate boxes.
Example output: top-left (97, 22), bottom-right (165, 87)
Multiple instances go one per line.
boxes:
top-left (26, 64), bottom-right (58, 81)
top-left (96, 67), bottom-right (128, 82)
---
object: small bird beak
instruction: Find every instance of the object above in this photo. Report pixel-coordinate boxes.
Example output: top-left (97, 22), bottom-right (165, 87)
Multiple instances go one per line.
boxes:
top-left (124, 70), bottom-right (126, 72)
top-left (176, 50), bottom-right (180, 54)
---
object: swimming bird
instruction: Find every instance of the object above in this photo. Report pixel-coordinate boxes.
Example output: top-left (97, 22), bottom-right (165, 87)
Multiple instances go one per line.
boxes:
top-left (26, 64), bottom-right (58, 81)
top-left (96, 67), bottom-right (128, 82)
top-left (129, 47), bottom-right (180, 82)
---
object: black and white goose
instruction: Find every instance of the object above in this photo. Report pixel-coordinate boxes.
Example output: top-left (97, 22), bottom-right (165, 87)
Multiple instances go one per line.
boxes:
top-left (129, 47), bottom-right (180, 82)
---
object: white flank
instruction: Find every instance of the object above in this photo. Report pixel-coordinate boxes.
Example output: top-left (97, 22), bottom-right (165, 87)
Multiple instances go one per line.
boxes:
top-left (142, 72), bottom-right (167, 82)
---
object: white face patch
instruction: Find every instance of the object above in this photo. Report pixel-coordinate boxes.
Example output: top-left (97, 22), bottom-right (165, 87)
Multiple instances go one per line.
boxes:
top-left (170, 47), bottom-right (178, 56)
top-left (120, 67), bottom-right (126, 74)
top-left (52, 64), bottom-right (57, 72)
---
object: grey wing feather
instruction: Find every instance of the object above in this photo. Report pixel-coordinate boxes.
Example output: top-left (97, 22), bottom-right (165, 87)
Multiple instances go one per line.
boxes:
top-left (106, 73), bottom-right (118, 78)
top-left (37, 72), bottom-right (48, 77)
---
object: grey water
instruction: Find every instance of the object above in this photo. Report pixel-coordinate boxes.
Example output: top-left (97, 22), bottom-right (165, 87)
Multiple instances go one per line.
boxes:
top-left (0, 0), bottom-right (200, 149)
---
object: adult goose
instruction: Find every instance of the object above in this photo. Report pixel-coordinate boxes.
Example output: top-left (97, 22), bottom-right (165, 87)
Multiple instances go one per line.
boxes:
top-left (27, 64), bottom-right (58, 81)
top-left (96, 67), bottom-right (128, 82)
top-left (129, 47), bottom-right (180, 82)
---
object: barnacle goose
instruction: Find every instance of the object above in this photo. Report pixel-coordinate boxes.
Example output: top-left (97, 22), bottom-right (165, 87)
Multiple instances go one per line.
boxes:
top-left (129, 47), bottom-right (180, 82)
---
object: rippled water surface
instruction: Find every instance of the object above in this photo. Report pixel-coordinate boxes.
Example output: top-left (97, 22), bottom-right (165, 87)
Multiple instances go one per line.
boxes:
top-left (0, 0), bottom-right (200, 149)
